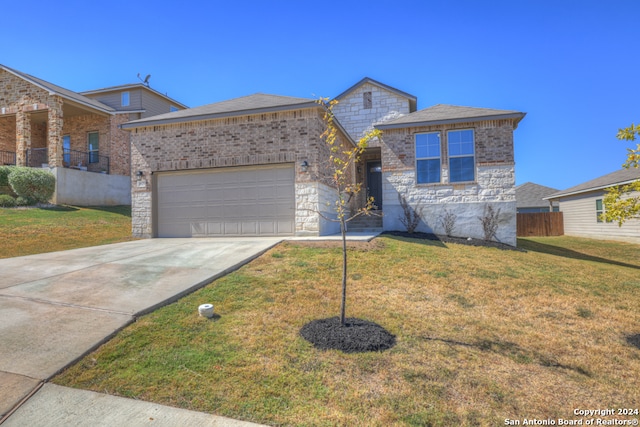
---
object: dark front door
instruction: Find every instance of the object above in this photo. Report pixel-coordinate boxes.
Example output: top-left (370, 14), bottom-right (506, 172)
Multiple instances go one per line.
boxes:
top-left (367, 161), bottom-right (383, 210)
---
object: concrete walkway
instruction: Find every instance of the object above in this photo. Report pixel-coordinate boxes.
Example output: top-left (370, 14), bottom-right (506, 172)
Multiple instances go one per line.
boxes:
top-left (0, 237), bottom-right (282, 426)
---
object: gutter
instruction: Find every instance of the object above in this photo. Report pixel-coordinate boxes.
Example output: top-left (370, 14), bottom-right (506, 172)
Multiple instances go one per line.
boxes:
top-left (375, 112), bottom-right (526, 130)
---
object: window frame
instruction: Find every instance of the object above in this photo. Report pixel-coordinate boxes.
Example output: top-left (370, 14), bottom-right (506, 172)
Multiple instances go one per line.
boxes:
top-left (447, 129), bottom-right (476, 183)
top-left (88, 131), bottom-right (99, 164)
top-left (415, 131), bottom-right (442, 184)
top-left (121, 91), bottom-right (130, 107)
top-left (363, 91), bottom-right (372, 109)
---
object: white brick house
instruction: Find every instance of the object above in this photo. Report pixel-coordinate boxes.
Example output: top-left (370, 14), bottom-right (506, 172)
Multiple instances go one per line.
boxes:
top-left (123, 78), bottom-right (525, 246)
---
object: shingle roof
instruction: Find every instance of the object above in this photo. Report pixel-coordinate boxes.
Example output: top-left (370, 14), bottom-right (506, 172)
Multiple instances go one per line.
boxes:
top-left (122, 93), bottom-right (318, 128)
top-left (546, 168), bottom-right (640, 200)
top-left (375, 104), bottom-right (526, 129)
top-left (516, 182), bottom-right (559, 209)
top-left (0, 64), bottom-right (115, 114)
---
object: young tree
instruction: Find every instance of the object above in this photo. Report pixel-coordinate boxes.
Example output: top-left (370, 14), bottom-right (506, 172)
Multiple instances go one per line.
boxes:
top-left (603, 124), bottom-right (640, 225)
top-left (317, 98), bottom-right (382, 326)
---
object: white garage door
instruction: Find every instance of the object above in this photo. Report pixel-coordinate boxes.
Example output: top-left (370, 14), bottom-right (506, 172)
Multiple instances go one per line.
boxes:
top-left (156, 164), bottom-right (295, 237)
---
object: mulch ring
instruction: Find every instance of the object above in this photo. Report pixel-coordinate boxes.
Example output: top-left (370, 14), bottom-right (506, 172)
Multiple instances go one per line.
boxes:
top-left (383, 231), bottom-right (525, 251)
top-left (300, 317), bottom-right (396, 353)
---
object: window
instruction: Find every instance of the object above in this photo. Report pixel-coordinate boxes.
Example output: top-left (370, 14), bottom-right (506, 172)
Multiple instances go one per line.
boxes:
top-left (363, 91), bottom-right (372, 109)
top-left (596, 199), bottom-right (604, 222)
top-left (63, 135), bottom-right (70, 165)
top-left (448, 129), bottom-right (475, 182)
top-left (170, 105), bottom-right (179, 112)
top-left (121, 91), bottom-right (130, 107)
top-left (415, 132), bottom-right (441, 184)
top-left (88, 132), bottom-right (99, 163)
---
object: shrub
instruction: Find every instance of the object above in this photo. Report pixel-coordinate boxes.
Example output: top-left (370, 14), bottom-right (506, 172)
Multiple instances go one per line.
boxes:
top-left (8, 167), bottom-right (55, 204)
top-left (478, 204), bottom-right (501, 241)
top-left (439, 209), bottom-right (457, 237)
top-left (398, 194), bottom-right (424, 234)
top-left (15, 196), bottom-right (33, 206)
top-left (0, 166), bottom-right (15, 196)
top-left (0, 194), bottom-right (16, 207)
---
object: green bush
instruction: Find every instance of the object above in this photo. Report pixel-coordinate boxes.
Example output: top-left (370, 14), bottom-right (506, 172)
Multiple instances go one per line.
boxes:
top-left (0, 194), bottom-right (16, 207)
top-left (15, 196), bottom-right (33, 206)
top-left (0, 166), bottom-right (15, 196)
top-left (8, 167), bottom-right (55, 203)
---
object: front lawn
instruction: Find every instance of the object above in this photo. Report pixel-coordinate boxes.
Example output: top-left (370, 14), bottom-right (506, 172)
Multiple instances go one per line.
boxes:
top-left (0, 205), bottom-right (135, 258)
top-left (53, 236), bottom-right (640, 426)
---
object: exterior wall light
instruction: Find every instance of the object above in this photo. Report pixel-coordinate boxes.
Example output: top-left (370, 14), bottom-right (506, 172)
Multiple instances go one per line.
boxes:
top-left (136, 170), bottom-right (144, 177)
top-left (300, 160), bottom-right (309, 172)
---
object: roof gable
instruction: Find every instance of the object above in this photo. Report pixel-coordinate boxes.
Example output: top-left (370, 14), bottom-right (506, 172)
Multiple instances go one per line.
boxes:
top-left (376, 104), bottom-right (526, 129)
top-left (0, 64), bottom-right (115, 114)
top-left (334, 77), bottom-right (417, 111)
top-left (546, 168), bottom-right (640, 200)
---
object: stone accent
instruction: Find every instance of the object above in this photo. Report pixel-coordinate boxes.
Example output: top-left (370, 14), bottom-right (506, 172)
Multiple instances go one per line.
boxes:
top-left (131, 191), bottom-right (152, 238)
top-left (382, 165), bottom-right (517, 246)
top-left (295, 182), bottom-right (340, 236)
top-left (333, 82), bottom-right (411, 143)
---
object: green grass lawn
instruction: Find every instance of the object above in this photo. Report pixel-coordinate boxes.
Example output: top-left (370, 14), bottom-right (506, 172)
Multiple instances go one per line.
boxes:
top-left (0, 205), bottom-right (135, 258)
top-left (53, 235), bottom-right (640, 426)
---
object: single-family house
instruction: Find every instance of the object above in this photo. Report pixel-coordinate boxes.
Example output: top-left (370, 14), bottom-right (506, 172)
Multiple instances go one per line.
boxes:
top-left (516, 182), bottom-right (559, 213)
top-left (123, 77), bottom-right (525, 246)
top-left (0, 64), bottom-right (186, 205)
top-left (545, 168), bottom-right (640, 243)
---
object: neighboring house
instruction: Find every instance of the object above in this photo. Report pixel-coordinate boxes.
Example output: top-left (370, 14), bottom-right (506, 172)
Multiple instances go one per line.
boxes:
top-left (545, 168), bottom-right (640, 243)
top-left (123, 77), bottom-right (525, 246)
top-left (516, 182), bottom-right (559, 213)
top-left (0, 64), bottom-right (186, 205)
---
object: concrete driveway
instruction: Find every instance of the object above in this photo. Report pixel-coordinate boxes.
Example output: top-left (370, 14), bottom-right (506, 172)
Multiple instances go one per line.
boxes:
top-left (0, 237), bottom-right (281, 425)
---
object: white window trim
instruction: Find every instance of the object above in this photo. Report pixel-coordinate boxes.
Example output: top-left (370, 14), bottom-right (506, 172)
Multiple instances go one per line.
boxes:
top-left (121, 91), bottom-right (130, 107)
top-left (415, 131), bottom-right (441, 184)
top-left (88, 131), bottom-right (99, 163)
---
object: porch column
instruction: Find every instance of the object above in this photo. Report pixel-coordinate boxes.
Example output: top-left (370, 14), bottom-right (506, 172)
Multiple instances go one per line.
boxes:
top-left (47, 99), bottom-right (64, 168)
top-left (15, 110), bottom-right (31, 166)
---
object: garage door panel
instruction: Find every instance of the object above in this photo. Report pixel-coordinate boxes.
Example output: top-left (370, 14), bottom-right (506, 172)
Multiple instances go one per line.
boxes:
top-left (157, 164), bottom-right (295, 237)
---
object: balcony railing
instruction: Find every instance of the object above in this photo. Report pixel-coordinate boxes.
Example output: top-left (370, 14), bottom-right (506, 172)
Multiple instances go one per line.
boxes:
top-left (1, 150), bottom-right (16, 166)
top-left (25, 148), bottom-right (110, 174)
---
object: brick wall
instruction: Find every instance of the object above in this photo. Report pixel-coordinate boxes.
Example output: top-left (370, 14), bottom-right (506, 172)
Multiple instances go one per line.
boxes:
top-left (0, 116), bottom-right (15, 153)
top-left (129, 107), bottom-right (347, 237)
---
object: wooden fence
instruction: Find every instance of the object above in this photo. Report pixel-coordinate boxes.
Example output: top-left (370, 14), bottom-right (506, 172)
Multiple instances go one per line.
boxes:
top-left (517, 212), bottom-right (564, 237)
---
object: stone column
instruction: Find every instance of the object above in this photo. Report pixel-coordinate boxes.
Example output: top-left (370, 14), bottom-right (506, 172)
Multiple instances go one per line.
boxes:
top-left (47, 98), bottom-right (64, 168)
top-left (15, 110), bottom-right (31, 166)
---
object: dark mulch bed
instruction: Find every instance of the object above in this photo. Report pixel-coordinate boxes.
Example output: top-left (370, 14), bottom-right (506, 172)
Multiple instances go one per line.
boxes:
top-left (627, 334), bottom-right (640, 349)
top-left (383, 231), bottom-right (525, 252)
top-left (300, 317), bottom-right (396, 353)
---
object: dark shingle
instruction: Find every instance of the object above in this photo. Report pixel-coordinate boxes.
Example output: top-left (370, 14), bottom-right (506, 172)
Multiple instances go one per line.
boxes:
top-left (546, 168), bottom-right (640, 199)
top-left (375, 104), bottom-right (525, 129)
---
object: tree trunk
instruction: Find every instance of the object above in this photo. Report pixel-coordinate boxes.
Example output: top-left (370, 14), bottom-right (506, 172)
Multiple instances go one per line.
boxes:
top-left (340, 217), bottom-right (347, 326)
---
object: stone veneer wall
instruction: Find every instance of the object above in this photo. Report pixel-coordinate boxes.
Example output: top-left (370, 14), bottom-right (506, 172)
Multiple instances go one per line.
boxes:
top-left (333, 82), bottom-right (411, 143)
top-left (129, 107), bottom-right (338, 238)
top-left (383, 166), bottom-right (517, 246)
top-left (295, 182), bottom-right (340, 236)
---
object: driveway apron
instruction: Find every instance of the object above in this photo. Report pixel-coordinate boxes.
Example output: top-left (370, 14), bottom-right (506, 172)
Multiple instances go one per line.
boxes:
top-left (0, 237), bottom-right (282, 424)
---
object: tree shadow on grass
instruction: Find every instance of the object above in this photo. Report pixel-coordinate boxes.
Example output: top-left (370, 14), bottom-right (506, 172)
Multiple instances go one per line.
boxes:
top-left (422, 336), bottom-right (591, 376)
top-left (518, 239), bottom-right (640, 270)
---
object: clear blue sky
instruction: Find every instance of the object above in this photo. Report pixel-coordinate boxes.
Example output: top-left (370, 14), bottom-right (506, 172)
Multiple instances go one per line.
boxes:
top-left (2, 0), bottom-right (637, 190)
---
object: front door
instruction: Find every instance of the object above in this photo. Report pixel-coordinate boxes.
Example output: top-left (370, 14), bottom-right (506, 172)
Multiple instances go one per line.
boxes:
top-left (367, 161), bottom-right (383, 210)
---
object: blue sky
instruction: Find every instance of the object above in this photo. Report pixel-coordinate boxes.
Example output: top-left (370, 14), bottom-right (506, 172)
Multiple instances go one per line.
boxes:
top-left (2, 0), bottom-right (637, 190)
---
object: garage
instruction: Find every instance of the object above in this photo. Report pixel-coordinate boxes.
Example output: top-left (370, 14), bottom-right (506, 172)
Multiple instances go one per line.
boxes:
top-left (156, 164), bottom-right (295, 237)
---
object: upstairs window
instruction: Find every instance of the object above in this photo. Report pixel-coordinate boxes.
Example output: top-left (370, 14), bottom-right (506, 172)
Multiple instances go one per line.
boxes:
top-left (448, 129), bottom-right (475, 182)
top-left (415, 132), bottom-right (441, 184)
top-left (121, 91), bottom-right (130, 107)
top-left (170, 105), bottom-right (179, 112)
top-left (363, 91), bottom-right (372, 109)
